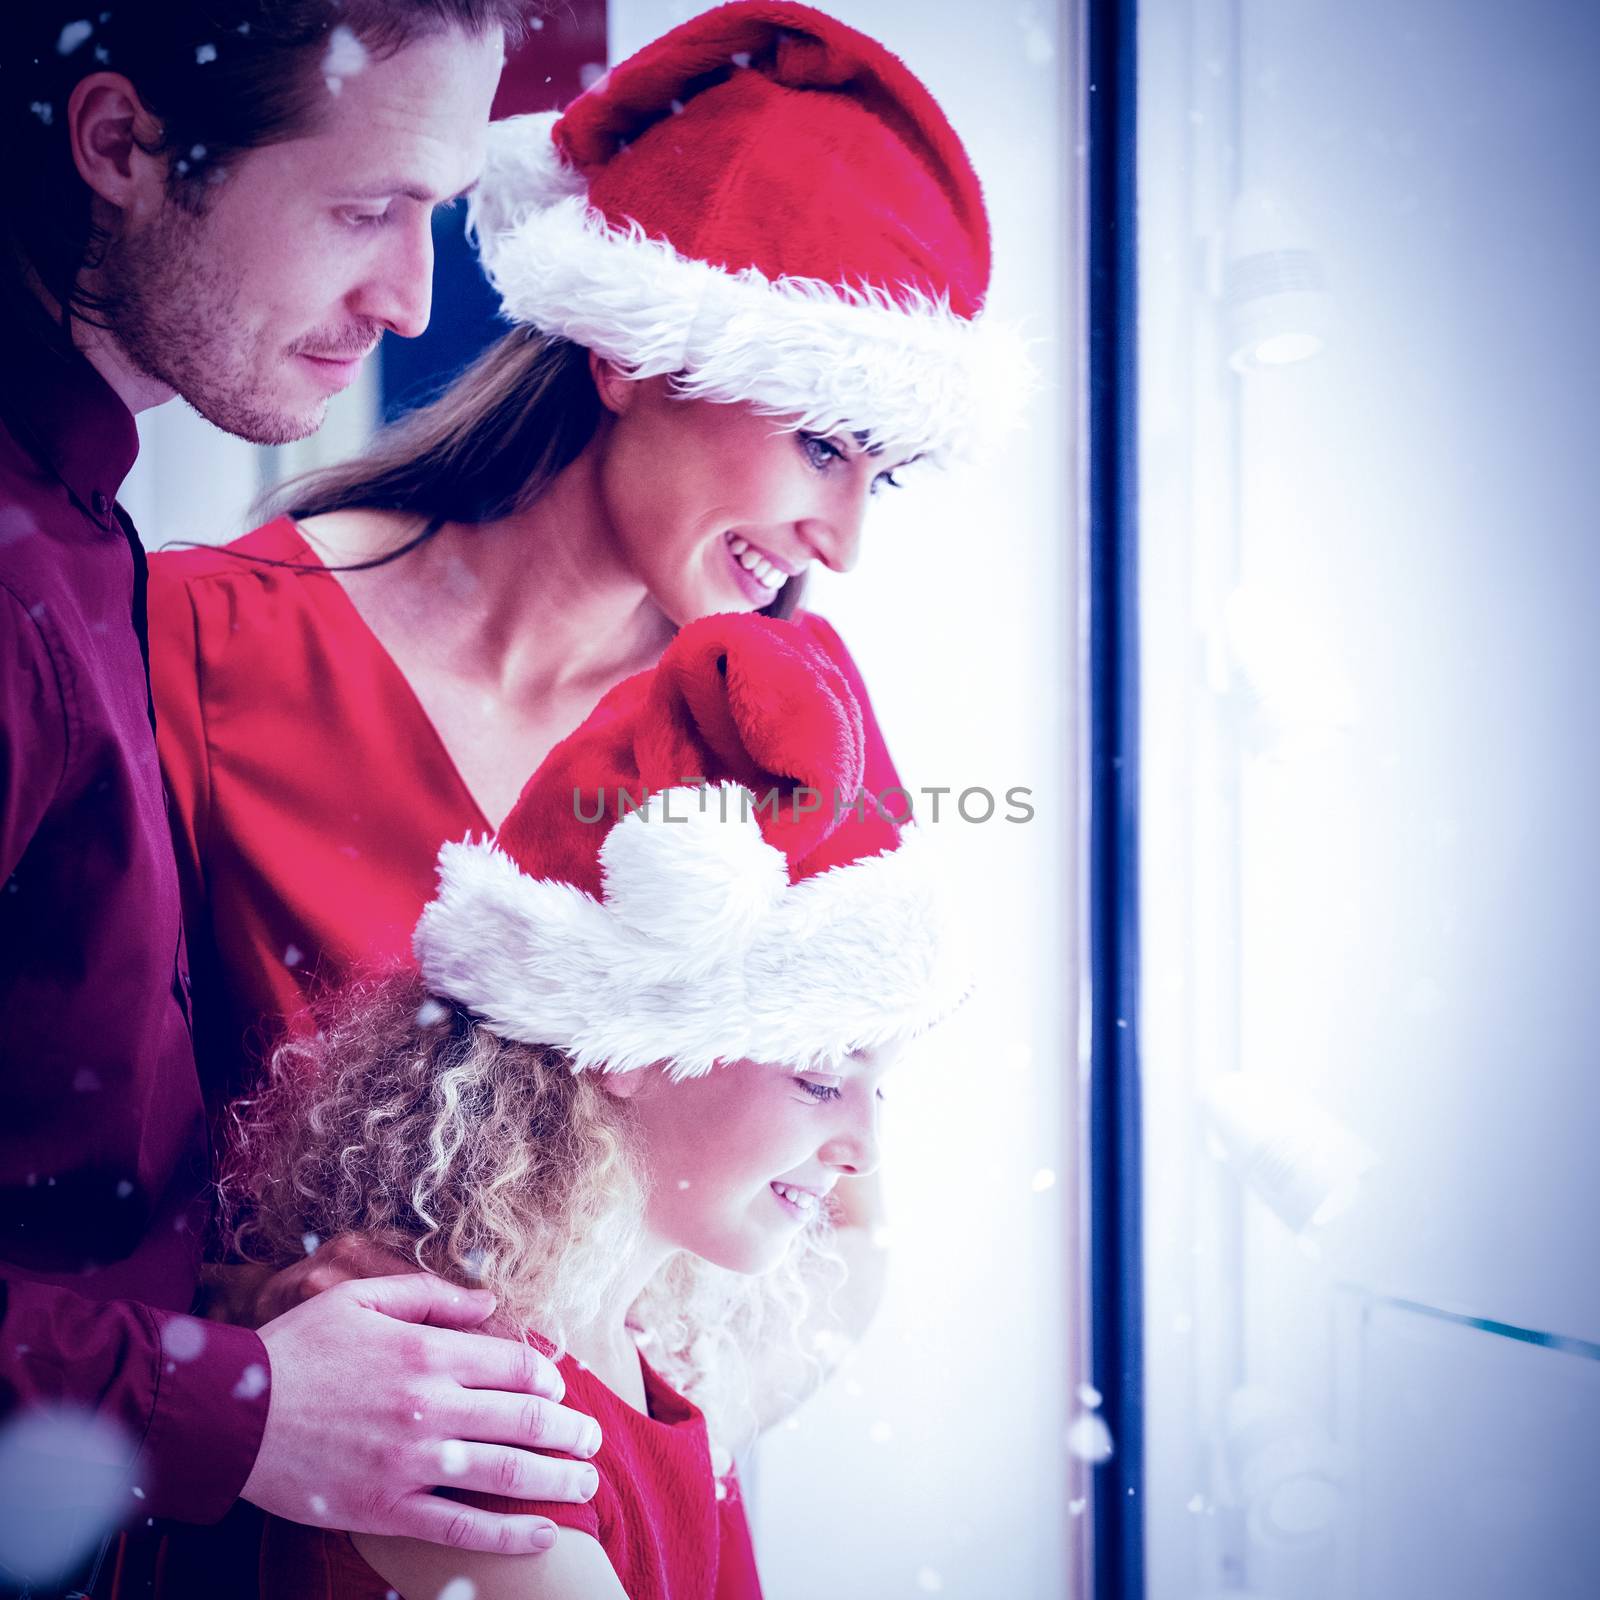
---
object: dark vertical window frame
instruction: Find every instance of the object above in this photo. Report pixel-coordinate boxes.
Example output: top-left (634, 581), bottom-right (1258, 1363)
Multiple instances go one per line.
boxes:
top-left (1080, 0), bottom-right (1143, 1595)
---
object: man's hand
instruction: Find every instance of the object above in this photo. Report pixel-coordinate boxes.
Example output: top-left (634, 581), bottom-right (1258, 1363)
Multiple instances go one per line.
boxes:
top-left (241, 1273), bottom-right (603, 1555)
top-left (248, 1233), bottom-right (420, 1326)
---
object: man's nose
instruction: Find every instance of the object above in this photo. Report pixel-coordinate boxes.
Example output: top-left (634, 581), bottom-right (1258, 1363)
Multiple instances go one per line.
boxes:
top-left (351, 214), bottom-right (435, 340)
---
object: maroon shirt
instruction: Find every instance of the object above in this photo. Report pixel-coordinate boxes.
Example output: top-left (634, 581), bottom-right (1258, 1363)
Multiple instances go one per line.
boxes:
top-left (0, 313), bottom-right (268, 1528)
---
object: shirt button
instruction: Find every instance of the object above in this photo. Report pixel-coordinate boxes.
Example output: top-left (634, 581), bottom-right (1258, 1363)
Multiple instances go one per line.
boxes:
top-left (92, 491), bottom-right (110, 519)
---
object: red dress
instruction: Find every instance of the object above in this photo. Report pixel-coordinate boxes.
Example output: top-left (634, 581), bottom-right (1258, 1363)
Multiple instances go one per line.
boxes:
top-left (143, 516), bottom-right (899, 1594)
top-left (146, 514), bottom-right (902, 1107)
top-left (259, 1338), bottom-right (764, 1599)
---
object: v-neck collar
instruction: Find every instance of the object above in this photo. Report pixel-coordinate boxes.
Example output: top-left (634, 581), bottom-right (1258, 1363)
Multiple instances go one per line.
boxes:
top-left (271, 515), bottom-right (497, 837)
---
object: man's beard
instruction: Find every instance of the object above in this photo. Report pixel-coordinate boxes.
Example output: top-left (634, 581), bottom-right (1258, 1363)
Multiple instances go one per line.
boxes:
top-left (98, 199), bottom-right (325, 447)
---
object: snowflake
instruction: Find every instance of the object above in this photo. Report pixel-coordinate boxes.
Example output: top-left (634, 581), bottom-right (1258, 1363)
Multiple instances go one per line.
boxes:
top-left (195, 42), bottom-right (217, 64)
top-left (233, 1363), bottom-right (269, 1400)
top-left (57, 20), bottom-right (94, 54)
top-left (161, 1317), bottom-right (207, 1363)
top-left (1065, 1412), bottom-right (1114, 1465)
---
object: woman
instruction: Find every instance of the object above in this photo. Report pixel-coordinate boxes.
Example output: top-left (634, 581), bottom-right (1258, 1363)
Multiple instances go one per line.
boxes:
top-left (149, 0), bottom-right (1015, 1107)
top-left (230, 611), bottom-right (970, 1598)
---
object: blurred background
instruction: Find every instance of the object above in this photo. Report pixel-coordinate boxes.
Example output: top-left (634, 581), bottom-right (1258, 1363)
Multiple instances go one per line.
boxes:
top-left (118, 0), bottom-right (1600, 1595)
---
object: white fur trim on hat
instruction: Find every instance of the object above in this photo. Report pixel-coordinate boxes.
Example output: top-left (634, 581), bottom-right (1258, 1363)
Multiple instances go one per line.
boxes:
top-left (466, 116), bottom-right (1031, 464)
top-left (412, 786), bottom-right (972, 1077)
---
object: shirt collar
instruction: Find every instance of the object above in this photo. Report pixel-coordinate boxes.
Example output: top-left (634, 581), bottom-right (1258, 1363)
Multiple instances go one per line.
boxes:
top-left (0, 307), bottom-right (140, 517)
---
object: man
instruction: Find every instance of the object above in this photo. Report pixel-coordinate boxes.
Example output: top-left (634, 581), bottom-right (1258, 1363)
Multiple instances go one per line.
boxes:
top-left (0, 5), bottom-right (600, 1592)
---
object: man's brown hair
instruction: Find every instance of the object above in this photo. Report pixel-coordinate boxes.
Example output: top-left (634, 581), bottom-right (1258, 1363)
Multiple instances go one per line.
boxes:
top-left (2, 1), bottom-right (529, 351)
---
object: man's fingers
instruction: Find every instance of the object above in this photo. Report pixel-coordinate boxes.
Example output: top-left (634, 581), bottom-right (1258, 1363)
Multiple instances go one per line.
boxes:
top-left (383, 1494), bottom-right (559, 1556)
top-left (438, 1327), bottom-right (570, 1407)
top-left (453, 1391), bottom-right (603, 1464)
top-left (344, 1271), bottom-right (498, 1330)
top-left (433, 1444), bottom-right (600, 1507)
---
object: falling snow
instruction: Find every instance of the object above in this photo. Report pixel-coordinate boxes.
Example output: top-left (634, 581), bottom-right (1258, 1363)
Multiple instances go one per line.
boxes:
top-left (195, 42), bottom-right (217, 64)
top-left (30, 103), bottom-right (54, 127)
top-left (323, 25), bottom-right (368, 81)
top-left (1076, 1382), bottom-right (1103, 1409)
top-left (302, 1232), bottom-right (321, 1255)
top-left (731, 51), bottom-right (752, 68)
top-left (437, 1580), bottom-right (476, 1600)
top-left (916, 1569), bottom-right (944, 1594)
top-left (233, 1363), bottom-right (268, 1400)
top-left (867, 1420), bottom-right (893, 1445)
top-left (1066, 1411), bottom-right (1115, 1465)
top-left (57, 20), bottom-right (94, 54)
top-left (161, 1317), bottom-right (207, 1363)
top-left (440, 1440), bottom-right (469, 1476)
top-left (416, 997), bottom-right (449, 1028)
top-left (309, 1494), bottom-right (329, 1516)
top-left (284, 944), bottom-right (303, 968)
top-left (73, 1068), bottom-right (102, 1092)
top-left (0, 1409), bottom-right (135, 1583)
top-left (116, 1179), bottom-right (134, 1198)
top-left (578, 63), bottom-right (607, 92)
top-left (1031, 1167), bottom-right (1057, 1192)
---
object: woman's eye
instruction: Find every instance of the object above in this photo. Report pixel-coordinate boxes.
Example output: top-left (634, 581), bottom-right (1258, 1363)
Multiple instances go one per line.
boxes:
top-left (796, 1078), bottom-right (844, 1102)
top-left (799, 433), bottom-right (845, 471)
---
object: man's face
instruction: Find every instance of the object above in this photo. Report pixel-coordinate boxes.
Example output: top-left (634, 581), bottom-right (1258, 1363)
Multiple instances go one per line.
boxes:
top-left (104, 26), bottom-right (503, 444)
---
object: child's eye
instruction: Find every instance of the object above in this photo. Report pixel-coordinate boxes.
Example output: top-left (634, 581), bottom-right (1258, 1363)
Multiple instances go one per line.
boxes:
top-left (795, 1078), bottom-right (843, 1102)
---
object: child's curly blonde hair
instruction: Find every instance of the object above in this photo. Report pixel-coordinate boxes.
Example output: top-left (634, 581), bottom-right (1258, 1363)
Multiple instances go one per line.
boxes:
top-left (222, 970), bottom-right (846, 1455)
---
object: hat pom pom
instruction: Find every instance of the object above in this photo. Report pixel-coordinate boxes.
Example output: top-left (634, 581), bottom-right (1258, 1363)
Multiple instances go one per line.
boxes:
top-left (598, 785), bottom-right (789, 968)
top-left (467, 111), bottom-right (587, 260)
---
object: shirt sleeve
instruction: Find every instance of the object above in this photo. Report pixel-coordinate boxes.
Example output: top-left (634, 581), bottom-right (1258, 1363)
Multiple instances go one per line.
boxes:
top-left (791, 610), bottom-right (905, 795)
top-left (0, 580), bottom-right (68, 884)
top-left (0, 1275), bottom-right (271, 1524)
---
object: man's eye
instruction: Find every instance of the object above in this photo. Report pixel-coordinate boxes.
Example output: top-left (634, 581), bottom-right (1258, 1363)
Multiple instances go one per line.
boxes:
top-left (338, 208), bottom-right (389, 229)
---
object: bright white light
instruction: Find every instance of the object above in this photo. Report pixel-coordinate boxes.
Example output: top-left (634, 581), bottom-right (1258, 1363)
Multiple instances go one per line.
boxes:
top-left (0, 1408), bottom-right (134, 1584)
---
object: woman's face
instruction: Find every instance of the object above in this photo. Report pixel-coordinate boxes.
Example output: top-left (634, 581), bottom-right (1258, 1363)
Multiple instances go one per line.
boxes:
top-left (611, 1047), bottom-right (898, 1275)
top-left (593, 372), bottom-right (917, 626)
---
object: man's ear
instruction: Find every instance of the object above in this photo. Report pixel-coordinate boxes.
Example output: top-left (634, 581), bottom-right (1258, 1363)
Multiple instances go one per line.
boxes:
top-left (589, 351), bottom-right (640, 417)
top-left (67, 72), bottom-right (168, 219)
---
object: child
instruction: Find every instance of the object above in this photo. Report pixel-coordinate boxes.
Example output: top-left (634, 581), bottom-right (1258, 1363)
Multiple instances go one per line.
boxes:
top-left (228, 612), bottom-right (969, 1599)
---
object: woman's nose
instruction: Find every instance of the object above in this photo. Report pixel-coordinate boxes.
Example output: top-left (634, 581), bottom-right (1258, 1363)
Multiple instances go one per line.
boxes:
top-left (798, 491), bottom-right (869, 573)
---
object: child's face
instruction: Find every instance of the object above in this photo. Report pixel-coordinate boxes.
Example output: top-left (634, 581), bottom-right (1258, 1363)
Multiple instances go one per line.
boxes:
top-left (614, 1046), bottom-right (899, 1274)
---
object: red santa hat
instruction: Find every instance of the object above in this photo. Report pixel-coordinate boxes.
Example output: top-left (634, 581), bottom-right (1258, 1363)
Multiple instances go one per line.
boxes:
top-left (466, 0), bottom-right (1029, 464)
top-left (413, 613), bottom-right (970, 1078)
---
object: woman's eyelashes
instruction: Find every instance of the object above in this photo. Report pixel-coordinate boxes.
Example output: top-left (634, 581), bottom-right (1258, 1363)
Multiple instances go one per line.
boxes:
top-left (797, 432), bottom-right (905, 495)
